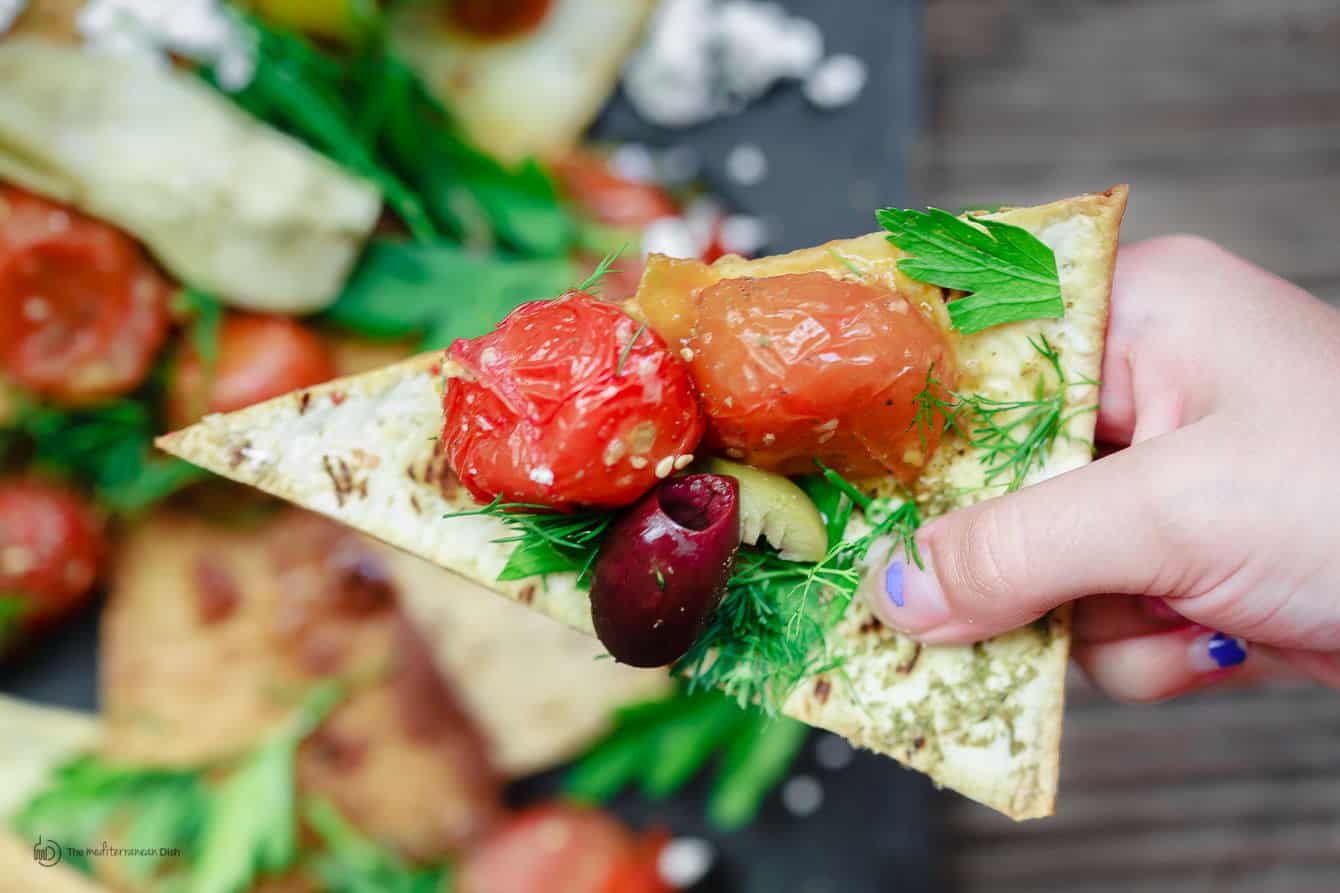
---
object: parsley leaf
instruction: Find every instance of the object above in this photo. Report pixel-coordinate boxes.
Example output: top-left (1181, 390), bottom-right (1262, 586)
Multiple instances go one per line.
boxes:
top-left (321, 240), bottom-right (578, 348)
top-left (12, 757), bottom-right (207, 879)
top-left (565, 690), bottom-right (806, 831)
top-left (304, 799), bottom-right (446, 893)
top-left (190, 682), bottom-right (344, 893)
top-left (12, 400), bottom-right (208, 515)
top-left (877, 207), bottom-right (1063, 334)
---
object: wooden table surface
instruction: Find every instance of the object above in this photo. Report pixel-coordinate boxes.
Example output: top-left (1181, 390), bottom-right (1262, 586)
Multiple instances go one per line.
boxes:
top-left (916, 1), bottom-right (1340, 890)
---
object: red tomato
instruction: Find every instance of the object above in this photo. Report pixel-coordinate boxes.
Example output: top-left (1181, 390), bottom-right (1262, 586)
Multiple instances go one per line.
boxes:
top-left (0, 185), bottom-right (171, 405)
top-left (168, 313), bottom-right (336, 428)
top-left (554, 153), bottom-right (679, 230)
top-left (457, 804), bottom-right (670, 893)
top-left (687, 272), bottom-right (955, 481)
top-left (450, 0), bottom-right (555, 39)
top-left (443, 293), bottom-right (705, 509)
top-left (0, 479), bottom-right (106, 655)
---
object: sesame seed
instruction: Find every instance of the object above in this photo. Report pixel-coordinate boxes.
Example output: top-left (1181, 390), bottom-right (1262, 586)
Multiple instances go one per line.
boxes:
top-left (655, 456), bottom-right (675, 478)
top-left (674, 454), bottom-right (695, 470)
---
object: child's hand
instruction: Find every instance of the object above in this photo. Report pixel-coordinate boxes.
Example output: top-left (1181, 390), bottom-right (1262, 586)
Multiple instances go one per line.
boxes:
top-left (863, 236), bottom-right (1340, 701)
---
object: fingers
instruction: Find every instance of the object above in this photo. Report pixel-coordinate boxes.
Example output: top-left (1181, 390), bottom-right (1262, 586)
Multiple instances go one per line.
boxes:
top-left (862, 436), bottom-right (1179, 644)
top-left (1073, 627), bottom-right (1251, 703)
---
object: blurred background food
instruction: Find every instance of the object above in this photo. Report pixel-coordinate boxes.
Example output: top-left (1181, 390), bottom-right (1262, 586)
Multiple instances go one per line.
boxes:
top-left (2, 0), bottom-right (1337, 891)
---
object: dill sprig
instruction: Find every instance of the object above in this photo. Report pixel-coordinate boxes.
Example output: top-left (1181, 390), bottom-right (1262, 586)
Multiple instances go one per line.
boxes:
top-left (675, 469), bottom-right (923, 714)
top-left (574, 244), bottom-right (627, 294)
top-left (616, 323), bottom-right (647, 376)
top-left (913, 334), bottom-right (1098, 492)
top-left (445, 497), bottom-right (613, 585)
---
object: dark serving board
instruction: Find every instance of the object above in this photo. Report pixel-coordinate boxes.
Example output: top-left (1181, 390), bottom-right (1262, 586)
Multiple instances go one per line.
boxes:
top-left (2, 2), bottom-right (937, 890)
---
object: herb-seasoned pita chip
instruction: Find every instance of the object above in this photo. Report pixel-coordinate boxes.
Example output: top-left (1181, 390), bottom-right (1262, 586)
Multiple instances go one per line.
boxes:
top-left (160, 187), bottom-right (1128, 819)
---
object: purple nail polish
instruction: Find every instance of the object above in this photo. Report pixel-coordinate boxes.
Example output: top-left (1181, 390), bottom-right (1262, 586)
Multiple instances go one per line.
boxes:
top-left (884, 561), bottom-right (905, 608)
top-left (1189, 631), bottom-right (1247, 673)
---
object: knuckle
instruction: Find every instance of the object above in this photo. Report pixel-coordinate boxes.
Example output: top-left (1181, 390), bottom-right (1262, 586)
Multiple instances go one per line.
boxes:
top-left (937, 504), bottom-right (1028, 610)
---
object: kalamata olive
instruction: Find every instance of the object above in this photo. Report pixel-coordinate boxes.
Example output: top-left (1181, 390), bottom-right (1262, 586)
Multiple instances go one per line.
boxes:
top-left (590, 474), bottom-right (740, 667)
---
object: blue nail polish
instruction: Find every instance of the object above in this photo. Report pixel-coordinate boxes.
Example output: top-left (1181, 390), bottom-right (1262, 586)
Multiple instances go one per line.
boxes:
top-left (884, 562), bottom-right (905, 608)
top-left (1206, 632), bottom-right (1247, 668)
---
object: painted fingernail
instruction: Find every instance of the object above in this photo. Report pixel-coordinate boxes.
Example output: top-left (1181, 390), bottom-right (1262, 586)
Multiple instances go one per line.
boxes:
top-left (1188, 631), bottom-right (1248, 673)
top-left (884, 561), bottom-right (904, 607)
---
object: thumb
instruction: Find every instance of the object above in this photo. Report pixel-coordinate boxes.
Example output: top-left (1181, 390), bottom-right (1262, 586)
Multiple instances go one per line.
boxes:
top-left (862, 439), bottom-right (1178, 643)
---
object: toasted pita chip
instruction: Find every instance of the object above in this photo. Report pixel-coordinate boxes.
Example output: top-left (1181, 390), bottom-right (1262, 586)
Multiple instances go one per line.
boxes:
top-left (160, 187), bottom-right (1128, 819)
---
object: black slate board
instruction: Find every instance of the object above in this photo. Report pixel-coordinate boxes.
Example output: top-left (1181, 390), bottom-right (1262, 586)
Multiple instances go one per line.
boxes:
top-left (2, 2), bottom-right (937, 890)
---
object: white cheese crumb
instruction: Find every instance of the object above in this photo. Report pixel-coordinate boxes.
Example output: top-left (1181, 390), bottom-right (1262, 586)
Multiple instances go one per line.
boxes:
top-left (804, 53), bottom-right (868, 109)
top-left (77, 0), bottom-right (255, 90)
top-left (725, 143), bottom-right (769, 187)
top-left (658, 838), bottom-right (715, 889)
top-left (782, 774), bottom-right (824, 817)
top-left (0, 0), bottom-right (27, 36)
top-left (654, 456), bottom-right (676, 479)
top-left (528, 466), bottom-right (554, 486)
top-left (623, 0), bottom-right (823, 128)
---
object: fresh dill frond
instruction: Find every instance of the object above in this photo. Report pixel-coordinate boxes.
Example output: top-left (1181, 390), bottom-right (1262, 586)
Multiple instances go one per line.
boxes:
top-left (445, 498), bottom-right (614, 585)
top-left (574, 244), bottom-right (627, 294)
top-left (676, 469), bottom-right (923, 714)
top-left (910, 334), bottom-right (1098, 492)
top-left (616, 323), bottom-right (647, 376)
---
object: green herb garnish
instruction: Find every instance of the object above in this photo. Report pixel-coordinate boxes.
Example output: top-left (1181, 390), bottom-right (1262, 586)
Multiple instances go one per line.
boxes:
top-left (574, 244), bottom-right (627, 294)
top-left (827, 247), bottom-right (862, 276)
top-left (13, 758), bottom-right (207, 879)
top-left (675, 469), bottom-right (921, 714)
top-left (877, 206), bottom-right (1063, 334)
top-left (304, 799), bottom-right (446, 893)
top-left (445, 498), bottom-right (614, 585)
top-left (616, 323), bottom-right (647, 376)
top-left (190, 682), bottom-right (345, 893)
top-left (10, 400), bottom-right (208, 515)
top-left (912, 334), bottom-right (1097, 492)
top-left (565, 689), bottom-right (806, 830)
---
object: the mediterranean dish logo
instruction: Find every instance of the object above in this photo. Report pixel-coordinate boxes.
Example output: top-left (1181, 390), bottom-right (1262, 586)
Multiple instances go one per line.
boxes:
top-left (33, 836), bottom-right (182, 868)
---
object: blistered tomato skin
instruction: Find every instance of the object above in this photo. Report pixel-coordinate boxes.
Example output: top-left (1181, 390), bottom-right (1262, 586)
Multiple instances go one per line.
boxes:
top-left (443, 293), bottom-right (706, 510)
top-left (590, 473), bottom-right (739, 668)
top-left (687, 272), bottom-right (955, 481)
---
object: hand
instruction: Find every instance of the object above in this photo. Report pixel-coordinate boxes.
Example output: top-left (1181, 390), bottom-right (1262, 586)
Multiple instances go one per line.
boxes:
top-left (862, 235), bottom-right (1340, 701)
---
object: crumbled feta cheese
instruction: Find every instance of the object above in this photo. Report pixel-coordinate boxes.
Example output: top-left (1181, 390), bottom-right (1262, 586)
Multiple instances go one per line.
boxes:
top-left (77, 0), bottom-right (254, 90)
top-left (624, 0), bottom-right (823, 128)
top-left (0, 0), bottom-right (27, 36)
top-left (804, 53), bottom-right (868, 109)
top-left (528, 466), bottom-right (554, 486)
top-left (725, 143), bottom-right (769, 186)
top-left (658, 838), bottom-right (716, 889)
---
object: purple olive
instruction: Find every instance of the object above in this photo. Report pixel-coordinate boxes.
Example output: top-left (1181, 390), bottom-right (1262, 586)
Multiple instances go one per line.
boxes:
top-left (590, 473), bottom-right (740, 667)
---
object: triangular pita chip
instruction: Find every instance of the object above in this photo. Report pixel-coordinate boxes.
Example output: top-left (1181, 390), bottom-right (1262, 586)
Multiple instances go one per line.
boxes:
top-left (160, 187), bottom-right (1128, 819)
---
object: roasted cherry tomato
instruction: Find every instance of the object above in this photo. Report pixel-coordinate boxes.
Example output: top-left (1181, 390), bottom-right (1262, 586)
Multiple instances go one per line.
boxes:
top-left (554, 153), bottom-right (679, 230)
top-left (450, 0), bottom-right (555, 39)
top-left (168, 313), bottom-right (337, 428)
top-left (0, 185), bottom-right (171, 405)
top-left (443, 293), bottom-right (705, 510)
top-left (457, 804), bottom-right (671, 893)
top-left (0, 479), bottom-right (106, 656)
top-left (687, 272), bottom-right (955, 481)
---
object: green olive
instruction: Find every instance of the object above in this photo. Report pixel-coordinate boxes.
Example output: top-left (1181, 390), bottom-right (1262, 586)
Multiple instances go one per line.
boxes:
top-left (702, 458), bottom-right (828, 563)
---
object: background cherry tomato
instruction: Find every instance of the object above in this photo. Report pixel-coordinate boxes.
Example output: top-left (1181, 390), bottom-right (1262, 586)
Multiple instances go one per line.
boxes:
top-left (0, 186), bottom-right (171, 405)
top-left (687, 272), bottom-right (954, 481)
top-left (457, 804), bottom-right (670, 893)
top-left (443, 293), bottom-right (705, 509)
top-left (0, 478), bottom-right (106, 657)
top-left (554, 153), bottom-right (680, 230)
top-left (168, 313), bottom-right (337, 428)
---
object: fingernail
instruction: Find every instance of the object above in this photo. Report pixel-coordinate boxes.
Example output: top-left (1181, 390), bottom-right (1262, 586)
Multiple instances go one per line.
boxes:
top-left (863, 551), bottom-right (951, 636)
top-left (1188, 631), bottom-right (1248, 673)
